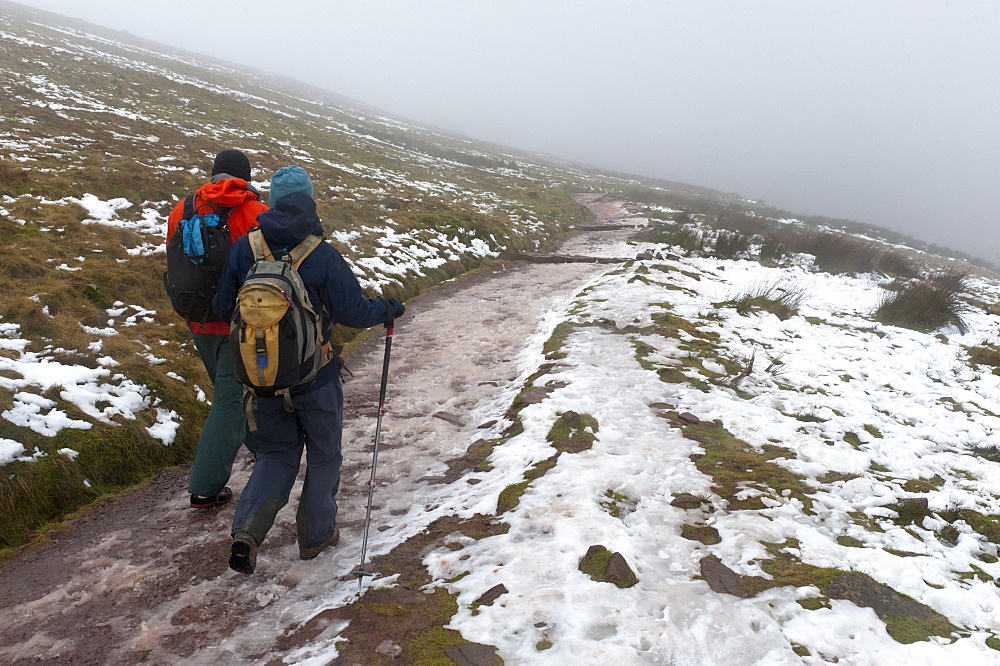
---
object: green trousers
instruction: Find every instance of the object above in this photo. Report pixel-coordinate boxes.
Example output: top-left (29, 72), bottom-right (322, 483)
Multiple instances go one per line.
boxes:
top-left (188, 332), bottom-right (256, 497)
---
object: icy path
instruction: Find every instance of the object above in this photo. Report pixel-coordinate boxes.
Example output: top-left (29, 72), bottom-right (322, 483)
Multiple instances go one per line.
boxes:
top-left (206, 195), bottom-right (638, 661)
top-left (0, 194), bottom-right (638, 665)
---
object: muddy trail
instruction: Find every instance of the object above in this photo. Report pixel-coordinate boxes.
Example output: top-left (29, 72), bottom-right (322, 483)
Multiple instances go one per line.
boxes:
top-left (0, 194), bottom-right (643, 664)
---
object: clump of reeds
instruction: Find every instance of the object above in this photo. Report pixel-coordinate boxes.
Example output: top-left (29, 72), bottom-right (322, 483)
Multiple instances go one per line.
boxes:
top-left (633, 222), bottom-right (706, 254)
top-left (874, 271), bottom-right (970, 334)
top-left (967, 340), bottom-right (1000, 369)
top-left (722, 279), bottom-right (807, 320)
top-left (713, 230), bottom-right (753, 259)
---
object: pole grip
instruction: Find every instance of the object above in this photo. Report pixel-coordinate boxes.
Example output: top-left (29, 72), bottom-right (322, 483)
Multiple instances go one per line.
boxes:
top-left (378, 325), bottom-right (392, 404)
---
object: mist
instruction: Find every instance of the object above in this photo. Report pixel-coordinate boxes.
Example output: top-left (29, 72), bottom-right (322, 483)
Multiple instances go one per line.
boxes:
top-left (12, 0), bottom-right (1000, 263)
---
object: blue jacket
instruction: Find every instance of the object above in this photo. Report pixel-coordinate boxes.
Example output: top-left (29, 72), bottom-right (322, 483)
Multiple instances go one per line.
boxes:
top-left (213, 192), bottom-right (389, 390)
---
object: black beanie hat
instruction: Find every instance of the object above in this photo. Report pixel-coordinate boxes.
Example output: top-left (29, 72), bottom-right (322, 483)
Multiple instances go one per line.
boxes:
top-left (211, 149), bottom-right (251, 181)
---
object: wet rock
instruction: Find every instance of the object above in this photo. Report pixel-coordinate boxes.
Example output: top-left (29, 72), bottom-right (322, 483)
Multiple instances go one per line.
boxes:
top-left (433, 412), bottom-right (464, 426)
top-left (466, 438), bottom-right (488, 452)
top-left (443, 643), bottom-right (503, 666)
top-left (575, 223), bottom-right (643, 231)
top-left (679, 269), bottom-right (701, 280)
top-left (516, 252), bottom-right (629, 264)
top-left (474, 583), bottom-right (509, 607)
top-left (579, 545), bottom-right (638, 588)
top-left (636, 251), bottom-right (654, 260)
top-left (670, 493), bottom-right (707, 509)
top-left (678, 412), bottom-right (700, 424)
top-left (888, 497), bottom-right (931, 525)
top-left (699, 557), bottom-right (767, 598)
top-left (515, 387), bottom-right (553, 406)
top-left (477, 419), bottom-right (498, 429)
top-left (606, 553), bottom-right (638, 587)
top-left (826, 572), bottom-right (934, 620)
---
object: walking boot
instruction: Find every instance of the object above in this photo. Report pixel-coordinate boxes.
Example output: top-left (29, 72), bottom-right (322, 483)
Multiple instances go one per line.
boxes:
top-left (299, 528), bottom-right (340, 560)
top-left (190, 487), bottom-right (232, 509)
top-left (229, 532), bottom-right (258, 574)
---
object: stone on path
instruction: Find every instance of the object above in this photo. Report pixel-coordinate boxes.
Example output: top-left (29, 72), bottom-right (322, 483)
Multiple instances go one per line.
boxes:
top-left (432, 412), bottom-right (464, 426)
top-left (579, 545), bottom-right (638, 588)
top-left (443, 643), bottom-right (504, 666)
top-left (699, 557), bottom-right (767, 599)
top-left (473, 583), bottom-right (509, 607)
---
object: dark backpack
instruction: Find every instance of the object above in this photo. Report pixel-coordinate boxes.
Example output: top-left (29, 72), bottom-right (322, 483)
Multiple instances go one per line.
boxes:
top-left (231, 228), bottom-right (335, 417)
top-left (162, 195), bottom-right (233, 324)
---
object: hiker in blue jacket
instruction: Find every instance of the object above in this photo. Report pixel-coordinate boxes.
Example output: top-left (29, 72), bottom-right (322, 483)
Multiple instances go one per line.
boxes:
top-left (213, 165), bottom-right (405, 574)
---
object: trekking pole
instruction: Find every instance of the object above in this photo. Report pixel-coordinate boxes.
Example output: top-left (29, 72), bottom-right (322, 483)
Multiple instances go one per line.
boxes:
top-left (351, 316), bottom-right (394, 594)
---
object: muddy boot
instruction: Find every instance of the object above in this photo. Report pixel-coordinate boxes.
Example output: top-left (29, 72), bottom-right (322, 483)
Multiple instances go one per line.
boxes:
top-left (229, 532), bottom-right (258, 574)
top-left (190, 487), bottom-right (232, 509)
top-left (299, 528), bottom-right (340, 560)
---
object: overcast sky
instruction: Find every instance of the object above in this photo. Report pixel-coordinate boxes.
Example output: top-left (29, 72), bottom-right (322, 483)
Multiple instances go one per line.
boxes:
top-left (14, 0), bottom-right (1000, 262)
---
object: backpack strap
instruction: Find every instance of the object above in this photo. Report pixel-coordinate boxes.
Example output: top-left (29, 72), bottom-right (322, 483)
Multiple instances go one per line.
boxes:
top-left (248, 227), bottom-right (274, 261)
top-left (182, 194), bottom-right (197, 220)
top-left (190, 197), bottom-right (235, 227)
top-left (287, 235), bottom-right (324, 269)
top-left (241, 389), bottom-right (258, 432)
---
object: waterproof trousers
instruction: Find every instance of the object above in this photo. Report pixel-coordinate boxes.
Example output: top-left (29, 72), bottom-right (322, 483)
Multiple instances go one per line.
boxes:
top-left (188, 332), bottom-right (256, 497)
top-left (230, 378), bottom-right (344, 551)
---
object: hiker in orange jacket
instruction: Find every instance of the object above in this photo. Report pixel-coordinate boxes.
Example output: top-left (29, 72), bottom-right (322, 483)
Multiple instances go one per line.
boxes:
top-left (165, 149), bottom-right (268, 508)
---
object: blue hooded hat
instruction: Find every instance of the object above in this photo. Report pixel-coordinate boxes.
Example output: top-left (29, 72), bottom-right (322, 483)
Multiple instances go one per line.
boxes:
top-left (269, 165), bottom-right (314, 205)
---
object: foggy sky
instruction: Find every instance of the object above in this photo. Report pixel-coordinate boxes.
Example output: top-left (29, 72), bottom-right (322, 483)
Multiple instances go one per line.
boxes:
top-left (12, 0), bottom-right (1000, 263)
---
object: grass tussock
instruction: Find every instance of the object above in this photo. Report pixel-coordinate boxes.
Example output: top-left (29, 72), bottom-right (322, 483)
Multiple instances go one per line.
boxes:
top-left (874, 271), bottom-right (971, 335)
top-left (713, 230), bottom-right (753, 259)
top-left (720, 280), bottom-right (807, 320)
top-left (632, 222), bottom-right (705, 254)
top-left (758, 237), bottom-right (787, 263)
top-left (633, 203), bottom-right (922, 278)
top-left (968, 341), bottom-right (1000, 369)
top-left (0, 417), bottom-right (201, 548)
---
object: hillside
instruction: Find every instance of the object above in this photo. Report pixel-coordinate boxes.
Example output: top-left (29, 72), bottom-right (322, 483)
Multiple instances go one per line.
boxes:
top-left (0, 0), bottom-right (629, 544)
top-left (4, 194), bottom-right (1000, 664)
top-left (3, 2), bottom-right (1000, 664)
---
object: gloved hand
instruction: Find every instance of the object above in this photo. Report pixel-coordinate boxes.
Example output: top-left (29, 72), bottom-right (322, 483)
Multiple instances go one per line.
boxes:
top-left (385, 297), bottom-right (405, 324)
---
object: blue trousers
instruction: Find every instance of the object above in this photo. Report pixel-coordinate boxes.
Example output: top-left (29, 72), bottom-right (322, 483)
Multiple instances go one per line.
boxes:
top-left (188, 332), bottom-right (255, 497)
top-left (231, 378), bottom-right (344, 550)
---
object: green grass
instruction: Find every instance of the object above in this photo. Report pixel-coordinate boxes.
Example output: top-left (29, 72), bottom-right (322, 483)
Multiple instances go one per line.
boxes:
top-left (496, 411), bottom-right (598, 514)
top-left (0, 417), bottom-right (201, 548)
top-left (680, 418), bottom-right (815, 512)
top-left (546, 410), bottom-right (599, 453)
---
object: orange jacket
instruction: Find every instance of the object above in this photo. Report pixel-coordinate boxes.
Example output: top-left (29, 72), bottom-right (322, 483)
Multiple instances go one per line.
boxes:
top-left (166, 178), bottom-right (268, 335)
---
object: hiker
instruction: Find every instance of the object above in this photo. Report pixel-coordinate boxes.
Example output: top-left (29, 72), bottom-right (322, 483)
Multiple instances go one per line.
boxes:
top-left (213, 165), bottom-right (404, 574)
top-left (165, 149), bottom-right (268, 508)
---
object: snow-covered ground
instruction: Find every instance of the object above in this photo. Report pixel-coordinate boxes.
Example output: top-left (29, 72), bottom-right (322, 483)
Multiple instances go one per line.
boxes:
top-left (420, 206), bottom-right (1000, 664)
top-left (3, 7), bottom-right (1000, 659)
top-left (5, 197), bottom-right (1000, 664)
top-left (256, 197), bottom-right (1000, 664)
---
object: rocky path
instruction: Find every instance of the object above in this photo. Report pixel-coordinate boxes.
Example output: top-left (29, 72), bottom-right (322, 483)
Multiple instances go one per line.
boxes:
top-left (0, 194), bottom-right (639, 665)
